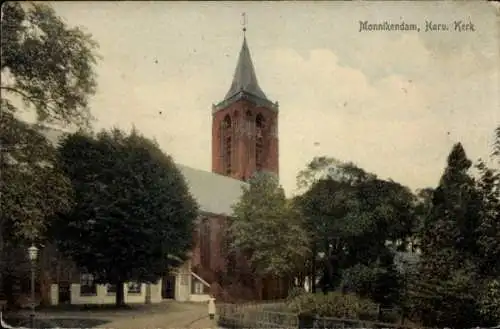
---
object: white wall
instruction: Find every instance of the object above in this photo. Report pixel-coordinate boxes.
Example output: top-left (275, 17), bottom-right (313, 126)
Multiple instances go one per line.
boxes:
top-left (50, 284), bottom-right (59, 305)
top-left (189, 294), bottom-right (211, 302)
top-left (175, 261), bottom-right (191, 302)
top-left (57, 259), bottom-right (203, 304)
top-left (150, 280), bottom-right (162, 303)
top-left (68, 283), bottom-right (162, 305)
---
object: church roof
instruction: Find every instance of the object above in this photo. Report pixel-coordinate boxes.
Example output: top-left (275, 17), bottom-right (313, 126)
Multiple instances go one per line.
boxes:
top-left (224, 36), bottom-right (268, 102)
top-left (177, 164), bottom-right (247, 216)
top-left (39, 127), bottom-right (247, 216)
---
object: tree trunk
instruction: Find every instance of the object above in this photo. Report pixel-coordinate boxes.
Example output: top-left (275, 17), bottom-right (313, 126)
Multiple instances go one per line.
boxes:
top-left (3, 274), bottom-right (15, 307)
top-left (145, 284), bottom-right (151, 304)
top-left (256, 277), bottom-right (263, 300)
top-left (296, 274), bottom-right (303, 289)
top-left (115, 281), bottom-right (125, 307)
top-left (311, 245), bottom-right (317, 293)
top-left (324, 256), bottom-right (334, 293)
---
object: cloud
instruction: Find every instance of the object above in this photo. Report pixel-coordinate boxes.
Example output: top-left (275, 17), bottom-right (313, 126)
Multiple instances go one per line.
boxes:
top-left (261, 39), bottom-right (498, 195)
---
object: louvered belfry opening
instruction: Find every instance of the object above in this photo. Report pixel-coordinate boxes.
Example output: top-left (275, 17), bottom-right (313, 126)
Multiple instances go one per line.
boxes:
top-left (222, 115), bottom-right (232, 175)
top-left (255, 113), bottom-right (264, 171)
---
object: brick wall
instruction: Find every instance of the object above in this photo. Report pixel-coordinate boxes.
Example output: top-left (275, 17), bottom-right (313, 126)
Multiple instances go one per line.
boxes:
top-left (212, 99), bottom-right (279, 181)
top-left (191, 214), bottom-right (289, 302)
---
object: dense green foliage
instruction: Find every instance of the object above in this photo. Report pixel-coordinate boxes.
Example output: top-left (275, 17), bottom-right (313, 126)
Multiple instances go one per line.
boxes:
top-left (1, 2), bottom-right (98, 126)
top-left (229, 172), bottom-right (310, 277)
top-left (1, 0), bottom-right (98, 246)
top-left (410, 142), bottom-right (500, 328)
top-left (286, 291), bottom-right (379, 319)
top-left (0, 2), bottom-right (99, 304)
top-left (295, 160), bottom-right (416, 307)
top-left (52, 129), bottom-right (199, 305)
top-left (262, 127), bottom-right (500, 327)
top-left (0, 113), bottom-right (73, 244)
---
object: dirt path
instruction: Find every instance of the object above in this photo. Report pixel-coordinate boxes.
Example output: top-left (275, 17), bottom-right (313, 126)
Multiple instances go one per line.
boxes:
top-left (4, 301), bottom-right (219, 329)
top-left (104, 302), bottom-right (215, 329)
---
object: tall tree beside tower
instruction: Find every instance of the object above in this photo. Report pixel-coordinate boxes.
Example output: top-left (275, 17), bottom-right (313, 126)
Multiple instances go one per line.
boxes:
top-left (229, 172), bottom-right (310, 284)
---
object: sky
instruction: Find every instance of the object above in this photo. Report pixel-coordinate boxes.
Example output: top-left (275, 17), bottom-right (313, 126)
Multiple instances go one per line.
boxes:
top-left (29, 1), bottom-right (500, 196)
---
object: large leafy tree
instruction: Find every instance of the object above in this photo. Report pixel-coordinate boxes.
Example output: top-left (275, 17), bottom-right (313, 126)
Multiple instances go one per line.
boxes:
top-left (412, 143), bottom-right (484, 328)
top-left (0, 2), bottom-right (98, 241)
top-left (475, 160), bottom-right (500, 277)
top-left (296, 157), bottom-right (416, 306)
top-left (228, 172), bottom-right (310, 279)
top-left (1, 2), bottom-right (98, 303)
top-left (474, 127), bottom-right (500, 324)
top-left (0, 113), bottom-right (73, 305)
top-left (1, 2), bottom-right (98, 126)
top-left (295, 157), bottom-right (375, 293)
top-left (0, 114), bottom-right (73, 243)
top-left (411, 188), bottom-right (434, 251)
top-left (52, 129), bottom-right (198, 306)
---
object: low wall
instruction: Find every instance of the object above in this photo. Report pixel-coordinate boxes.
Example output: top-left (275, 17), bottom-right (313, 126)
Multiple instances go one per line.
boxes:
top-left (47, 282), bottom-right (162, 305)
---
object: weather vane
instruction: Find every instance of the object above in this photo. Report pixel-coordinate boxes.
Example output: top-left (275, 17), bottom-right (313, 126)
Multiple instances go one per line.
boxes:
top-left (241, 12), bottom-right (247, 35)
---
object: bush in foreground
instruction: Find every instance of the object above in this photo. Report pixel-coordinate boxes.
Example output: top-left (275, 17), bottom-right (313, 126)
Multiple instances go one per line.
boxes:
top-left (286, 291), bottom-right (379, 320)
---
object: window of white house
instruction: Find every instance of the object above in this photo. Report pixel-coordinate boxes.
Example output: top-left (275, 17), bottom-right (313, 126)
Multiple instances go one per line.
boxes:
top-left (106, 283), bottom-right (116, 295)
top-left (194, 282), bottom-right (203, 294)
top-left (128, 282), bottom-right (142, 294)
top-left (191, 276), bottom-right (209, 295)
top-left (80, 273), bottom-right (97, 295)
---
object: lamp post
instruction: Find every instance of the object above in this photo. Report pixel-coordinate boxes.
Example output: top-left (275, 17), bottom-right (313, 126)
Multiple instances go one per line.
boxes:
top-left (28, 245), bottom-right (39, 329)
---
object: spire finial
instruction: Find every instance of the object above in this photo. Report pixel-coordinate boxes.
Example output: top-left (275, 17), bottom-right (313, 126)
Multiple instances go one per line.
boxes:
top-left (241, 12), bottom-right (247, 36)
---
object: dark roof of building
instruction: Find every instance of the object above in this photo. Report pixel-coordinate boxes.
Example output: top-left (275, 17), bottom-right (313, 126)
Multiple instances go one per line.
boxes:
top-left (224, 36), bottom-right (268, 102)
top-left (40, 127), bottom-right (247, 216)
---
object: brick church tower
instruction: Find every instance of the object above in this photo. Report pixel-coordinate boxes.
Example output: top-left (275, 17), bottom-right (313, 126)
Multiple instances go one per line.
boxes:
top-left (211, 31), bottom-right (279, 181)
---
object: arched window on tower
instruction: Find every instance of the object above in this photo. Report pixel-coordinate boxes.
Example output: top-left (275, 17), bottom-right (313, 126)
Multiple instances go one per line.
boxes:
top-left (255, 114), bottom-right (265, 171)
top-left (233, 111), bottom-right (239, 132)
top-left (245, 110), bottom-right (252, 134)
top-left (222, 115), bottom-right (232, 175)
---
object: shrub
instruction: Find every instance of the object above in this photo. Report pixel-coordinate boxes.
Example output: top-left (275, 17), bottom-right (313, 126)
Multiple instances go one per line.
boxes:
top-left (479, 279), bottom-right (500, 325)
top-left (287, 286), bottom-right (307, 300)
top-left (286, 291), bottom-right (379, 320)
top-left (379, 307), bottom-right (402, 324)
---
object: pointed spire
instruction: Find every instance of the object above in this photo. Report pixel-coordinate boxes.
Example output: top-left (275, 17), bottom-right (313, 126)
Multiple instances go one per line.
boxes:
top-left (223, 16), bottom-right (268, 101)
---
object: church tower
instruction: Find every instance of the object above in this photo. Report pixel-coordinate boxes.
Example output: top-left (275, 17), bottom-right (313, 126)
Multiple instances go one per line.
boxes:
top-left (211, 27), bottom-right (279, 181)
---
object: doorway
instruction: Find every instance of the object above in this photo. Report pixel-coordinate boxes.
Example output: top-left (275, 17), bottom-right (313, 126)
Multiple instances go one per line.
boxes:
top-left (162, 275), bottom-right (176, 299)
top-left (58, 281), bottom-right (71, 304)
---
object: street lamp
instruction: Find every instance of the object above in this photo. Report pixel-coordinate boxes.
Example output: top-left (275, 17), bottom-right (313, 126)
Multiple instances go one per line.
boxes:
top-left (27, 245), bottom-right (39, 329)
